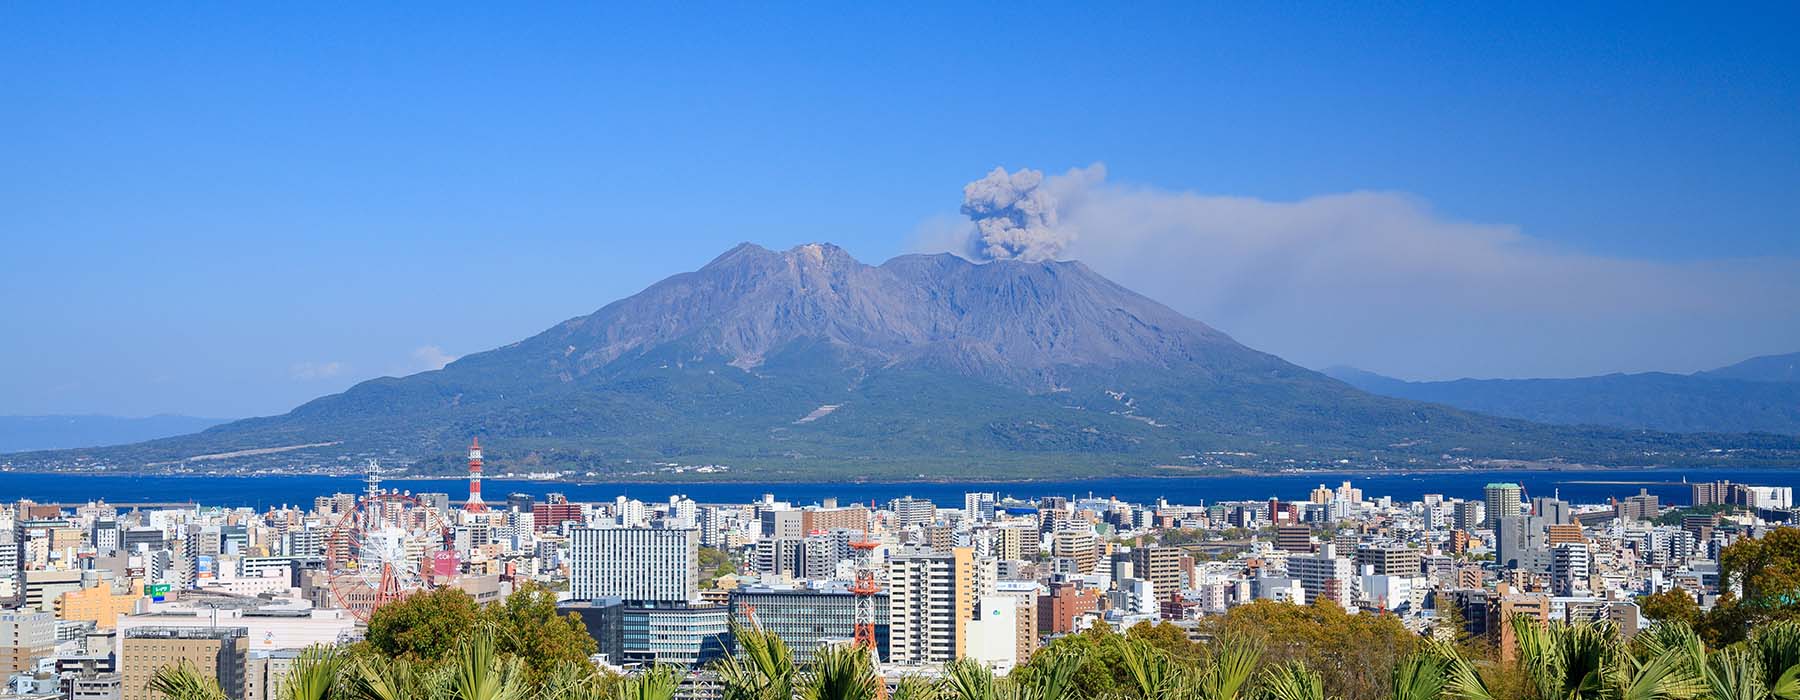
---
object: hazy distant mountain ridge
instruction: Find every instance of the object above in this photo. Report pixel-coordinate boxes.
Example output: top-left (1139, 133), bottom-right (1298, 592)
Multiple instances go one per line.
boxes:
top-left (9, 243), bottom-right (1798, 477)
top-left (1324, 360), bottom-right (1800, 435)
top-left (1697, 352), bottom-right (1800, 383)
top-left (0, 415), bottom-right (229, 453)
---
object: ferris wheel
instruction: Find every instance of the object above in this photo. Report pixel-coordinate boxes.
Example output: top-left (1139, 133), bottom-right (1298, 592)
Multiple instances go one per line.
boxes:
top-left (326, 464), bottom-right (452, 622)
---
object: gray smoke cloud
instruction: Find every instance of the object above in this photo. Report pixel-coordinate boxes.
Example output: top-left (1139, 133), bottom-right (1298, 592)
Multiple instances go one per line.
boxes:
top-left (914, 162), bottom-right (1800, 379)
top-left (961, 166), bottom-right (1068, 262)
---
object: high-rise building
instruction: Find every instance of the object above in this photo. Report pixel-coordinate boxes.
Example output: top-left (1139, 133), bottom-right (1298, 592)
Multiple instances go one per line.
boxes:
top-left (1452, 501), bottom-right (1483, 531)
top-left (1353, 545), bottom-right (1421, 577)
top-left (887, 546), bottom-right (985, 665)
top-left (963, 493), bottom-right (997, 522)
top-left (1551, 543), bottom-right (1590, 596)
top-left (1051, 530), bottom-right (1099, 575)
top-left (0, 611), bottom-right (54, 673)
top-left (560, 599), bottom-right (730, 668)
top-left (890, 497), bottom-right (938, 528)
top-left (1530, 496), bottom-right (1572, 525)
top-left (1286, 543), bottom-right (1353, 609)
top-left (1618, 489), bottom-right (1660, 521)
top-left (1129, 546), bottom-right (1184, 604)
top-left (1691, 480), bottom-right (1736, 507)
top-left (1484, 484), bottom-right (1523, 527)
top-left (570, 528), bottom-right (699, 603)
top-left (121, 627), bottom-right (249, 700)
top-left (532, 495), bottom-right (583, 533)
top-left (1037, 581), bottom-right (1102, 634)
top-left (1275, 525), bottom-right (1313, 553)
top-left (761, 509), bottom-right (804, 539)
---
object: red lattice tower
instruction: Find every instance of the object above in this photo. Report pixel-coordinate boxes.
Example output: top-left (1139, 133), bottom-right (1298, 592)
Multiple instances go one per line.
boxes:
top-left (849, 501), bottom-right (881, 657)
top-left (464, 437), bottom-right (488, 513)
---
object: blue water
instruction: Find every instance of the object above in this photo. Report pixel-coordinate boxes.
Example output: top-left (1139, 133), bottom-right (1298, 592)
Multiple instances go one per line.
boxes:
top-left (0, 468), bottom-right (1796, 509)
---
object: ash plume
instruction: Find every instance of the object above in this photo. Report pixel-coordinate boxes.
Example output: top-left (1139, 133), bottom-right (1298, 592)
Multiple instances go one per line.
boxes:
top-left (961, 166), bottom-right (1069, 262)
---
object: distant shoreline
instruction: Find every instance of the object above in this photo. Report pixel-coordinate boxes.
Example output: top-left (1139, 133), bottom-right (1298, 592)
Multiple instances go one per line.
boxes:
top-left (0, 462), bottom-right (1763, 486)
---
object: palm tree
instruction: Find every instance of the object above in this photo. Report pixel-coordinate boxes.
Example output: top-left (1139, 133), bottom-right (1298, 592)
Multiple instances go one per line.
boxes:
top-left (1389, 654), bottom-right (1449, 700)
top-left (347, 653), bottom-right (438, 700)
top-left (1199, 637), bottom-right (1265, 700)
top-left (448, 632), bottom-right (529, 700)
top-left (1112, 635), bottom-right (1260, 700)
top-left (891, 675), bottom-right (945, 700)
top-left (715, 624), bottom-right (799, 700)
top-left (1259, 662), bottom-right (1325, 700)
top-left (802, 644), bottom-right (880, 700)
top-left (1505, 616), bottom-right (1703, 700)
top-left (278, 645), bottom-right (349, 700)
top-left (1750, 621), bottom-right (1800, 700)
top-left (542, 659), bottom-right (613, 700)
top-left (610, 665), bottom-right (679, 700)
top-left (146, 661), bottom-right (228, 700)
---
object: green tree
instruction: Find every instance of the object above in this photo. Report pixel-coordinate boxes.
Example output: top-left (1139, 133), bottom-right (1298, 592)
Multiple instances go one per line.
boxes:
top-left (1195, 599), bottom-right (1419, 700)
top-left (1722, 529), bottom-right (1800, 614)
top-left (1641, 590), bottom-right (1704, 630)
top-left (366, 587), bottom-right (484, 665)
top-left (481, 582), bottom-right (598, 680)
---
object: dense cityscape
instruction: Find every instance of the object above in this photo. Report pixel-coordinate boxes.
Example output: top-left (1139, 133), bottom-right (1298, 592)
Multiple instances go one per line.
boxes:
top-left (1, 439), bottom-right (1795, 700)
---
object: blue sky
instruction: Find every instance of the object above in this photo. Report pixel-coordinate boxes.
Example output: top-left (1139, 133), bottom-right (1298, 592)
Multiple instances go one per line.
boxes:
top-left (3, 4), bottom-right (1797, 418)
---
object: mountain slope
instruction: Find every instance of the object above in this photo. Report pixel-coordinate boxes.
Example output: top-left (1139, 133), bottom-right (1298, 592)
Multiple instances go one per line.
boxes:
top-left (1322, 363), bottom-right (1800, 435)
top-left (9, 243), bottom-right (1799, 478)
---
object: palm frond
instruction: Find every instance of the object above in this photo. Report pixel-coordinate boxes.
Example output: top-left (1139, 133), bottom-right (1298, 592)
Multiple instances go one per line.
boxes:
top-left (1390, 654), bottom-right (1447, 700)
top-left (278, 645), bottom-right (348, 700)
top-left (611, 665), bottom-right (680, 700)
top-left (1259, 661), bottom-right (1324, 700)
top-left (147, 661), bottom-right (229, 700)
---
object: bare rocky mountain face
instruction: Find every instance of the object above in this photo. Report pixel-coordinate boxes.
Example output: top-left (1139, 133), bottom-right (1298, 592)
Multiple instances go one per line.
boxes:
top-left (13, 243), bottom-right (1799, 478)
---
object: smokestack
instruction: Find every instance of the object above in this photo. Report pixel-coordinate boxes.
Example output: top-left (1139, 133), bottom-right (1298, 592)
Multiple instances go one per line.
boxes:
top-left (464, 437), bottom-right (487, 513)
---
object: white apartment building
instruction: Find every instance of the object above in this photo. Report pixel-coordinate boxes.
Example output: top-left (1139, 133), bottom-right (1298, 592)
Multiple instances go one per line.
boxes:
top-left (570, 527), bottom-right (698, 603)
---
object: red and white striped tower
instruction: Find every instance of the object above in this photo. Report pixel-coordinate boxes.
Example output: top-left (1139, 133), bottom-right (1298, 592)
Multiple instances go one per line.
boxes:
top-left (464, 437), bottom-right (487, 512)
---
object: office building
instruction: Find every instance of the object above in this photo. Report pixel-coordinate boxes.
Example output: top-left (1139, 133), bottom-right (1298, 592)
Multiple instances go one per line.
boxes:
top-left (570, 528), bottom-right (698, 603)
top-left (1, 611), bottom-right (55, 673)
top-left (1275, 525), bottom-right (1313, 553)
top-left (727, 587), bottom-right (890, 663)
top-left (121, 627), bottom-right (249, 700)
top-left (560, 599), bottom-right (731, 668)
top-left (889, 497), bottom-right (938, 528)
top-left (1618, 489), bottom-right (1659, 521)
top-left (1354, 545), bottom-right (1421, 577)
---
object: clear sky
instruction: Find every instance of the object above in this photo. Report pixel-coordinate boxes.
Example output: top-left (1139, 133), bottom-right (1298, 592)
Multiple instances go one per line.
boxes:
top-left (3, 4), bottom-right (1797, 418)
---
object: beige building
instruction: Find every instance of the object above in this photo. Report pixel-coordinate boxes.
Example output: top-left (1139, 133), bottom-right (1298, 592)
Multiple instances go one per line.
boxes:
top-left (245, 649), bottom-right (300, 700)
top-left (1051, 530), bottom-right (1098, 576)
top-left (0, 611), bottom-right (55, 673)
top-left (1130, 547), bottom-right (1184, 603)
top-left (887, 546), bottom-right (987, 665)
top-left (121, 627), bottom-right (249, 700)
top-left (59, 578), bottom-right (144, 629)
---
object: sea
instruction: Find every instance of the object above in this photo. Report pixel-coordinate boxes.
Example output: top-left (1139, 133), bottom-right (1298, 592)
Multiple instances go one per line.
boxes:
top-left (1, 468), bottom-right (1797, 510)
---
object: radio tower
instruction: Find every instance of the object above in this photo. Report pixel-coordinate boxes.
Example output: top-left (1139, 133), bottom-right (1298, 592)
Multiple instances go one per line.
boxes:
top-left (849, 501), bottom-right (881, 659)
top-left (464, 438), bottom-right (487, 512)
